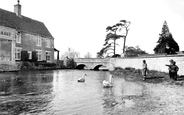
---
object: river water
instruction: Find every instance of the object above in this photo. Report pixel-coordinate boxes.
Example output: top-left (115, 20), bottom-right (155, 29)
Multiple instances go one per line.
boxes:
top-left (0, 70), bottom-right (143, 115)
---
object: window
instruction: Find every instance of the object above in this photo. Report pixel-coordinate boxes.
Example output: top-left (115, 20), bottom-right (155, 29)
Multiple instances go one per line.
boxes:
top-left (36, 50), bottom-right (42, 61)
top-left (46, 39), bottom-right (50, 48)
top-left (36, 36), bottom-right (41, 46)
top-left (46, 51), bottom-right (51, 62)
top-left (28, 51), bottom-right (32, 59)
top-left (15, 32), bottom-right (21, 43)
top-left (15, 47), bottom-right (22, 60)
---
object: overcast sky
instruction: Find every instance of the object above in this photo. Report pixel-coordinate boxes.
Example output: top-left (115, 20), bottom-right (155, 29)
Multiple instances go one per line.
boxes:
top-left (1, 0), bottom-right (184, 57)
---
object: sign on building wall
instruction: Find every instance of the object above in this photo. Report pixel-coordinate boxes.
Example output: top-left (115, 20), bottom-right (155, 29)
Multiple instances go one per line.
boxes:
top-left (0, 27), bottom-right (15, 40)
top-left (0, 31), bottom-right (11, 36)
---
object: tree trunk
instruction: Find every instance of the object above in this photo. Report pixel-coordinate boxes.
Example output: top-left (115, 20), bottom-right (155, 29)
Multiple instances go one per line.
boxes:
top-left (123, 37), bottom-right (126, 53)
top-left (123, 29), bottom-right (129, 53)
top-left (114, 39), bottom-right (116, 55)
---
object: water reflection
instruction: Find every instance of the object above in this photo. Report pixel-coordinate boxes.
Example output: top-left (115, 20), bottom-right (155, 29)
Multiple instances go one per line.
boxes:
top-left (0, 70), bottom-right (54, 115)
top-left (51, 70), bottom-right (106, 115)
top-left (0, 70), bottom-right (143, 115)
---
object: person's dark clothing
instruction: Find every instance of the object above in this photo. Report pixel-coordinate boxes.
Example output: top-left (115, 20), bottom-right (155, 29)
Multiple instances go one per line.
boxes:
top-left (169, 64), bottom-right (179, 80)
top-left (142, 60), bottom-right (147, 80)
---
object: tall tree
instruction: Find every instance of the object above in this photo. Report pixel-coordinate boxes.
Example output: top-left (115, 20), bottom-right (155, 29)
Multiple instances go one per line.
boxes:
top-left (118, 20), bottom-right (131, 54)
top-left (104, 25), bottom-right (121, 56)
top-left (97, 48), bottom-right (105, 58)
top-left (154, 21), bottom-right (179, 54)
top-left (97, 43), bottom-right (114, 58)
top-left (97, 20), bottom-right (130, 57)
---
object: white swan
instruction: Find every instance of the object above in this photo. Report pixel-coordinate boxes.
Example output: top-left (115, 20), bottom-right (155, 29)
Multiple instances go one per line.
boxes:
top-left (103, 75), bottom-right (113, 88)
top-left (78, 74), bottom-right (87, 82)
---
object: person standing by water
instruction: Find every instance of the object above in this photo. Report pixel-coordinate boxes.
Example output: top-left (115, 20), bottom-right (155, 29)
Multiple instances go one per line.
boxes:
top-left (142, 60), bottom-right (148, 81)
top-left (166, 59), bottom-right (179, 80)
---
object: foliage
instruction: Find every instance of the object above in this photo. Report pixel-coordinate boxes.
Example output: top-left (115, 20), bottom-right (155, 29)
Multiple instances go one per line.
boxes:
top-left (34, 61), bottom-right (56, 67)
top-left (97, 44), bottom-right (119, 58)
top-left (96, 48), bottom-right (105, 58)
top-left (154, 21), bottom-right (179, 54)
top-left (84, 52), bottom-right (92, 58)
top-left (61, 47), bottom-right (80, 59)
top-left (111, 54), bottom-right (121, 58)
top-left (125, 46), bottom-right (148, 57)
top-left (60, 47), bottom-right (78, 68)
top-left (63, 57), bottom-right (77, 69)
top-left (97, 20), bottom-right (130, 58)
top-left (119, 20), bottom-right (131, 53)
top-left (104, 26), bottom-right (121, 56)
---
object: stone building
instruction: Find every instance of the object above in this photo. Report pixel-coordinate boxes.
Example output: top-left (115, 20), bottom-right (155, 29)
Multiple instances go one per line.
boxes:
top-left (0, 1), bottom-right (56, 67)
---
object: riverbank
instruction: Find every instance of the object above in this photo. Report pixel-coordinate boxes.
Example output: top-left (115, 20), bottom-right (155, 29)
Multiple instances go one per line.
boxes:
top-left (110, 67), bottom-right (184, 115)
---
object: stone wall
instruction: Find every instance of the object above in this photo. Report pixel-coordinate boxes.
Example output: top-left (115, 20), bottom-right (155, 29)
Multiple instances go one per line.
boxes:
top-left (111, 55), bottom-right (184, 75)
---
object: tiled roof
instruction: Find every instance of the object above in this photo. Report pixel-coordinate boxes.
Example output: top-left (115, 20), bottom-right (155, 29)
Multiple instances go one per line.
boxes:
top-left (0, 8), bottom-right (53, 38)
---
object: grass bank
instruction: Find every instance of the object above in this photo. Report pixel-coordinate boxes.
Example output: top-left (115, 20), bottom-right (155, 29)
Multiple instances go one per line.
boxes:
top-left (110, 67), bottom-right (184, 85)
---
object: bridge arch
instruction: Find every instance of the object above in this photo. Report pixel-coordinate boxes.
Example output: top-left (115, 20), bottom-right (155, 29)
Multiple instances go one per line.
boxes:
top-left (75, 64), bottom-right (87, 69)
top-left (93, 64), bottom-right (103, 70)
top-left (74, 58), bottom-right (111, 70)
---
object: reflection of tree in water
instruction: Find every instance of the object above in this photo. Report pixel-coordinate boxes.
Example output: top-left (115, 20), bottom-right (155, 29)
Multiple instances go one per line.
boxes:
top-left (0, 94), bottom-right (54, 115)
top-left (0, 78), bottom-right (11, 94)
top-left (103, 87), bottom-right (114, 96)
top-left (102, 86), bottom-right (133, 114)
top-left (0, 71), bottom-right (54, 114)
top-left (102, 88), bottom-right (118, 108)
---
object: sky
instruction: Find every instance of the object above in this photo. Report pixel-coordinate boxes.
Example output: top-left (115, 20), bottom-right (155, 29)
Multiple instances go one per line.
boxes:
top-left (1, 0), bottom-right (184, 58)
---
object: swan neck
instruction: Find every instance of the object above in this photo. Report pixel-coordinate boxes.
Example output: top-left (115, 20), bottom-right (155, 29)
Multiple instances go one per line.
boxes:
top-left (109, 75), bottom-right (112, 83)
top-left (82, 74), bottom-right (86, 78)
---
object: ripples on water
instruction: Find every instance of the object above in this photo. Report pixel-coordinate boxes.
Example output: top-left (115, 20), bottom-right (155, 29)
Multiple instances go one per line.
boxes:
top-left (0, 70), bottom-right (54, 115)
top-left (0, 70), bottom-right (143, 115)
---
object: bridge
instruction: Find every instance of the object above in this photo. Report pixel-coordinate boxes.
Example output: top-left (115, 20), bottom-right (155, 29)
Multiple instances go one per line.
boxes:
top-left (73, 55), bottom-right (184, 75)
top-left (74, 58), bottom-right (114, 70)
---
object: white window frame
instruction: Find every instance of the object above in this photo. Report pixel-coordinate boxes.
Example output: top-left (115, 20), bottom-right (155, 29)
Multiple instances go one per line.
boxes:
top-left (36, 50), bottom-right (42, 61)
top-left (46, 51), bottom-right (51, 62)
top-left (15, 47), bottom-right (22, 60)
top-left (36, 36), bottom-right (42, 46)
top-left (15, 32), bottom-right (21, 43)
top-left (28, 51), bottom-right (32, 59)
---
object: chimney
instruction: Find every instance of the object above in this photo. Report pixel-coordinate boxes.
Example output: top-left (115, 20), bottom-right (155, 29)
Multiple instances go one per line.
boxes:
top-left (14, 0), bottom-right (21, 17)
